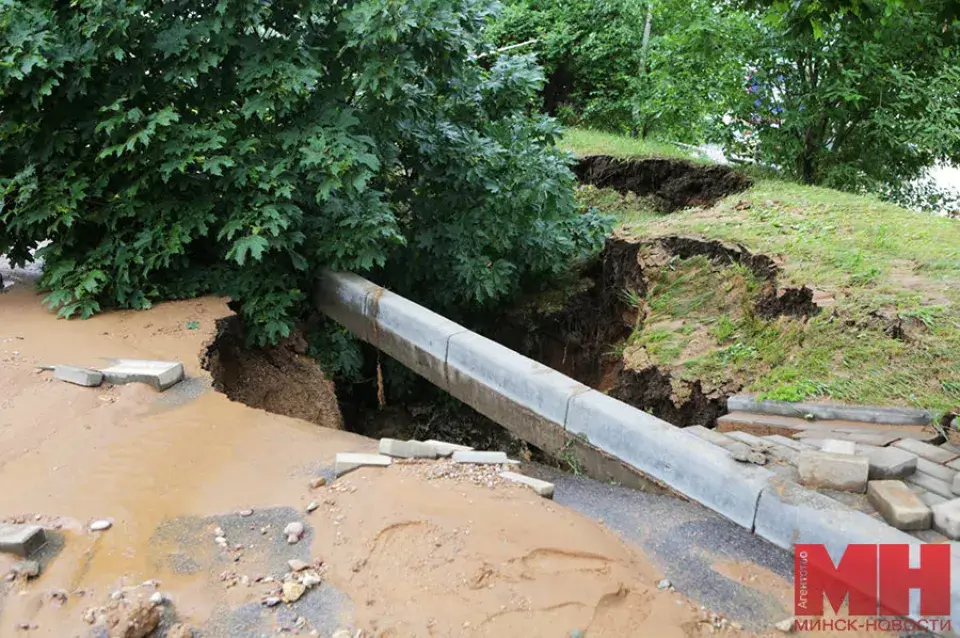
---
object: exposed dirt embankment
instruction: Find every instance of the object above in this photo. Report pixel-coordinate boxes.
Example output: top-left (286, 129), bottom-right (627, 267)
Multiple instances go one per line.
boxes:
top-left (202, 316), bottom-right (343, 430)
top-left (574, 155), bottom-right (752, 212)
top-left (494, 235), bottom-right (820, 428)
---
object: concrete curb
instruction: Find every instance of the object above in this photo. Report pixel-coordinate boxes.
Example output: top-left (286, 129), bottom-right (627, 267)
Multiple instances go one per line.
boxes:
top-left (315, 271), bottom-right (957, 631)
top-left (727, 394), bottom-right (932, 426)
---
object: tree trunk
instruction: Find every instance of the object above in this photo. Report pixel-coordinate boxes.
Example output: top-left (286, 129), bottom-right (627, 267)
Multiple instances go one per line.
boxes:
top-left (639, 2), bottom-right (654, 76)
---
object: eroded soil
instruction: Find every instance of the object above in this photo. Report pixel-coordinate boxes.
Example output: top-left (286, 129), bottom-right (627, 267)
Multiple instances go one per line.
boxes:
top-left (574, 156), bottom-right (752, 212)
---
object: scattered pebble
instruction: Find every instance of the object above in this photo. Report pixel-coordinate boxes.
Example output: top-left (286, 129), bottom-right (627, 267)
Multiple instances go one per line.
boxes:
top-left (775, 617), bottom-right (796, 633)
top-left (167, 623), bottom-right (195, 638)
top-left (90, 520), bottom-right (112, 532)
top-left (656, 579), bottom-right (671, 590)
top-left (149, 591), bottom-right (164, 605)
top-left (305, 501), bottom-right (319, 513)
top-left (11, 560), bottom-right (40, 579)
top-left (309, 477), bottom-right (327, 489)
top-left (214, 527), bottom-right (225, 536)
top-left (282, 581), bottom-right (306, 603)
top-left (239, 509), bottom-right (253, 517)
top-left (288, 559), bottom-right (310, 572)
top-left (83, 608), bottom-right (97, 624)
top-left (262, 597), bottom-right (282, 607)
top-left (284, 521), bottom-right (305, 544)
top-left (301, 571), bottom-right (322, 588)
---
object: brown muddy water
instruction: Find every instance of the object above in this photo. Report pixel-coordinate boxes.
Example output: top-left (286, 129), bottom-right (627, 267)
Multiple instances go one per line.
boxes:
top-left (0, 286), bottom-right (773, 638)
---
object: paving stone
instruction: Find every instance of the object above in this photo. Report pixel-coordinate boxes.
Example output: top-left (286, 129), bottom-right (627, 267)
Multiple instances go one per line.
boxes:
top-left (931, 498), bottom-right (960, 539)
top-left (947, 457), bottom-right (960, 471)
top-left (334, 453), bottom-right (392, 477)
top-left (917, 491), bottom-right (948, 508)
top-left (854, 444), bottom-right (917, 479)
top-left (685, 425), bottom-right (737, 448)
top-left (423, 440), bottom-right (474, 457)
top-left (892, 438), bottom-right (959, 464)
top-left (763, 443), bottom-right (799, 466)
top-left (762, 435), bottom-right (813, 451)
top-left (0, 524), bottom-right (46, 557)
top-left (51, 365), bottom-right (103, 387)
top-left (866, 480), bottom-right (932, 530)
top-left (798, 450), bottom-right (869, 492)
top-left (940, 442), bottom-right (960, 455)
top-left (100, 359), bottom-right (184, 391)
top-left (915, 458), bottom-right (957, 483)
top-left (904, 472), bottom-right (954, 499)
top-left (377, 439), bottom-right (439, 459)
top-left (954, 473), bottom-right (960, 496)
top-left (795, 430), bottom-right (902, 446)
top-left (499, 471), bottom-right (555, 498)
top-left (10, 560), bottom-right (40, 578)
top-left (725, 431), bottom-right (769, 447)
top-left (451, 451), bottom-right (518, 465)
top-left (821, 439), bottom-right (856, 455)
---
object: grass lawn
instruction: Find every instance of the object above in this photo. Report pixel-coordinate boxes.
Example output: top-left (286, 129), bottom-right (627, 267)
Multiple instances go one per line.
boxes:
top-left (563, 127), bottom-right (960, 420)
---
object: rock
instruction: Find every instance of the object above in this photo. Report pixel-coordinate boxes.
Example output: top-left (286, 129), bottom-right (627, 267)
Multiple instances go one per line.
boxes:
top-left (283, 522), bottom-right (305, 544)
top-left (51, 364), bottom-right (104, 388)
top-left (954, 473), bottom-right (960, 496)
top-left (866, 480), bottom-right (932, 530)
top-left (83, 608), bottom-right (97, 624)
top-left (332, 630), bottom-right (352, 638)
top-left (262, 596), bottom-right (282, 607)
top-left (11, 560), bottom-right (40, 578)
top-left (48, 589), bottom-right (68, 605)
top-left (239, 509), bottom-right (253, 517)
top-left (215, 536), bottom-right (227, 545)
top-left (287, 559), bottom-right (310, 572)
top-left (100, 359), bottom-right (184, 392)
top-left (282, 581), bottom-right (306, 603)
top-left (570, 631), bottom-right (585, 638)
top-left (774, 617), bottom-right (795, 632)
top-left (798, 450), bottom-right (868, 492)
top-left (104, 599), bottom-right (161, 638)
top-left (309, 477), bottom-right (327, 489)
top-left (0, 523), bottom-right (47, 557)
top-left (305, 502), bottom-right (318, 513)
top-left (90, 520), bottom-right (112, 531)
top-left (656, 579), bottom-right (671, 590)
top-left (214, 527), bottom-right (225, 536)
top-left (148, 592), bottom-right (164, 605)
top-left (301, 571), bottom-right (322, 588)
top-left (167, 624), bottom-right (194, 638)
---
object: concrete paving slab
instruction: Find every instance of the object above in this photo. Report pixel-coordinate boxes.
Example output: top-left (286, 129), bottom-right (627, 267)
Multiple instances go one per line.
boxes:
top-left (423, 440), bottom-right (474, 457)
top-left (452, 451), bottom-right (517, 465)
top-left (499, 471), bottom-right (555, 498)
top-left (100, 359), bottom-right (184, 391)
top-left (798, 450), bottom-right (868, 492)
top-left (726, 395), bottom-right (931, 425)
top-left (854, 444), bottom-right (917, 479)
top-left (931, 499), bottom-right (960, 539)
top-left (892, 438), bottom-right (959, 464)
top-left (378, 439), bottom-right (438, 459)
top-left (915, 457), bottom-right (957, 483)
top-left (334, 453), bottom-right (391, 477)
top-left (821, 439), bottom-right (856, 455)
top-left (0, 524), bottom-right (46, 557)
top-left (905, 471), bottom-right (955, 499)
top-left (51, 365), bottom-right (104, 387)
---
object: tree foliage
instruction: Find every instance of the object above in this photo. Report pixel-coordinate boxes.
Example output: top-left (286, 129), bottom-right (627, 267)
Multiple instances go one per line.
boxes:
top-left (490, 0), bottom-right (752, 141)
top-left (0, 0), bottom-right (609, 345)
top-left (727, 0), bottom-right (960, 188)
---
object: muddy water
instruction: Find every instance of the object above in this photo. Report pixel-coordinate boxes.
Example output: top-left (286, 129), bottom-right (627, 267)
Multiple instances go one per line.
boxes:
top-left (0, 288), bottom-right (716, 637)
top-left (0, 287), bottom-right (879, 638)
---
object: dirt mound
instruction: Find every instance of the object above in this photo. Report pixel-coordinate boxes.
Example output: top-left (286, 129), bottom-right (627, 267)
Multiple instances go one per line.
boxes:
top-left (574, 155), bottom-right (752, 212)
top-left (202, 316), bottom-right (343, 429)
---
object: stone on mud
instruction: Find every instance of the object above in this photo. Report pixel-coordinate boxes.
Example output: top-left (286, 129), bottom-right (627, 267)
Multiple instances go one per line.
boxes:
top-left (11, 560), bottom-right (40, 578)
top-left (378, 438), bottom-right (439, 459)
top-left (423, 439), bottom-right (474, 457)
top-left (451, 451), bottom-right (516, 465)
top-left (282, 580), bottom-right (306, 603)
top-left (498, 471), bottom-right (555, 498)
top-left (103, 599), bottom-right (161, 638)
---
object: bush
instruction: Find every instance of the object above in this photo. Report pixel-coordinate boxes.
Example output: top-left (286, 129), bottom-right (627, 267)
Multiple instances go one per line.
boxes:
top-left (0, 0), bottom-right (609, 346)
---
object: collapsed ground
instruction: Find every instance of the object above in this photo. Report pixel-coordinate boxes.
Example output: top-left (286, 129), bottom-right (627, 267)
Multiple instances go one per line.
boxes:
top-left (203, 128), bottom-right (958, 471)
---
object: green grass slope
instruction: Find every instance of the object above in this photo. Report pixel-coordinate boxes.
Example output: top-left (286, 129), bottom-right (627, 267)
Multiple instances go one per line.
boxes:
top-left (564, 128), bottom-right (960, 420)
